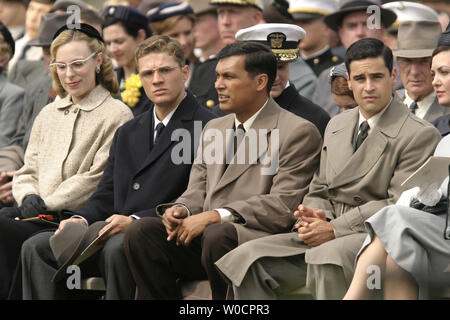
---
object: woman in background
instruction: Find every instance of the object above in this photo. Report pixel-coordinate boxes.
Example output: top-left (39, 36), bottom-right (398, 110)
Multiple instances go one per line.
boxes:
top-left (102, 5), bottom-right (153, 116)
top-left (329, 63), bottom-right (357, 113)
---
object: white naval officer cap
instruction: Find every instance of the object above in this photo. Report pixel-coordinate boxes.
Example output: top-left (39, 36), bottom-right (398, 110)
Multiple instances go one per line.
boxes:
top-left (210, 0), bottom-right (264, 11)
top-left (287, 0), bottom-right (338, 20)
top-left (235, 23), bottom-right (306, 62)
top-left (382, 1), bottom-right (440, 31)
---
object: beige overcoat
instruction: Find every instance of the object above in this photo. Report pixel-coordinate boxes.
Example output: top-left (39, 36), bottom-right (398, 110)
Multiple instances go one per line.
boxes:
top-left (158, 98), bottom-right (323, 245)
top-left (216, 95), bottom-right (442, 287)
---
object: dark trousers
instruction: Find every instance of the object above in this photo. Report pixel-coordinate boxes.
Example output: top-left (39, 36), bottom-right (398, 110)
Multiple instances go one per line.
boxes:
top-left (123, 217), bottom-right (238, 300)
top-left (0, 216), bottom-right (55, 299)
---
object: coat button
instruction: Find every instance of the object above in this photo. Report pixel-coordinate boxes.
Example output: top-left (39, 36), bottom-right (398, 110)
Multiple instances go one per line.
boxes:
top-left (328, 189), bottom-right (336, 197)
top-left (133, 182), bottom-right (140, 191)
top-left (353, 195), bottom-right (362, 203)
top-left (64, 109), bottom-right (69, 115)
top-left (73, 108), bottom-right (78, 113)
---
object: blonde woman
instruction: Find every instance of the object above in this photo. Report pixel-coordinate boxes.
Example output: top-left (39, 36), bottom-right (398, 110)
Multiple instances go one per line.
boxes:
top-left (0, 23), bottom-right (133, 299)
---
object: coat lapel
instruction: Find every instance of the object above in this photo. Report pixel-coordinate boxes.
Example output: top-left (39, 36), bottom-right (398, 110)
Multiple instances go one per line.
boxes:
top-left (135, 92), bottom-right (195, 175)
top-left (213, 98), bottom-right (278, 193)
top-left (131, 109), bottom-right (154, 172)
top-left (329, 95), bottom-right (408, 189)
top-left (326, 108), bottom-right (359, 177)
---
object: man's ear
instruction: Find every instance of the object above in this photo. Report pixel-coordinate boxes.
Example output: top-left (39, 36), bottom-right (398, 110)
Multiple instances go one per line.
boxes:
top-left (181, 64), bottom-right (190, 83)
top-left (137, 29), bottom-right (146, 42)
top-left (391, 66), bottom-right (398, 86)
top-left (346, 71), bottom-right (352, 90)
top-left (253, 7), bottom-right (263, 24)
top-left (255, 73), bottom-right (269, 93)
top-left (96, 52), bottom-right (104, 69)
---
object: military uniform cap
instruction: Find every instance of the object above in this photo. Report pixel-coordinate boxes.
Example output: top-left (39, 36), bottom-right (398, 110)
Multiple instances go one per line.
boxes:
top-left (437, 22), bottom-right (450, 47)
top-left (147, 1), bottom-right (194, 22)
top-left (288, 0), bottom-right (338, 21)
top-left (328, 62), bottom-right (347, 83)
top-left (382, 1), bottom-right (439, 31)
top-left (210, 0), bottom-right (264, 11)
top-left (235, 23), bottom-right (305, 62)
top-left (103, 5), bottom-right (148, 27)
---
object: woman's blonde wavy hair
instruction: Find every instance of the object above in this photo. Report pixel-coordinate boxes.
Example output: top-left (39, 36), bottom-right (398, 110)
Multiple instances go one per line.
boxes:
top-left (50, 29), bottom-right (119, 98)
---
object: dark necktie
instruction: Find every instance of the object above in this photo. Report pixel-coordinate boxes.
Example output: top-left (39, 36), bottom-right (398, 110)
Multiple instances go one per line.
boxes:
top-left (19, 44), bottom-right (31, 61)
top-left (224, 124), bottom-right (246, 172)
top-left (409, 101), bottom-right (418, 115)
top-left (354, 121), bottom-right (370, 151)
top-left (154, 122), bottom-right (165, 145)
top-left (234, 123), bottom-right (246, 155)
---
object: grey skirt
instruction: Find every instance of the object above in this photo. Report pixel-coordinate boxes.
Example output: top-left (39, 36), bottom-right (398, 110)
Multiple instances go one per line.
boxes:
top-left (358, 204), bottom-right (450, 299)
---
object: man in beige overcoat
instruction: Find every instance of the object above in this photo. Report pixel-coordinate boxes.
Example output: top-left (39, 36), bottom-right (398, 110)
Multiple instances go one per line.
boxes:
top-left (215, 38), bottom-right (442, 300)
top-left (123, 41), bottom-right (322, 300)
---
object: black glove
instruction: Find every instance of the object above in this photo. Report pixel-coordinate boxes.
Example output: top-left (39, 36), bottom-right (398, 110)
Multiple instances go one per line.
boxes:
top-left (0, 206), bottom-right (21, 219)
top-left (20, 194), bottom-right (47, 218)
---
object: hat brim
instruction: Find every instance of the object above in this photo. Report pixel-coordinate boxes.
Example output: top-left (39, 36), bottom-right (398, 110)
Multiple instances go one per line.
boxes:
top-left (393, 49), bottom-right (434, 58)
top-left (290, 12), bottom-right (324, 21)
top-left (324, 6), bottom-right (397, 31)
top-left (27, 37), bottom-right (51, 47)
top-left (52, 221), bottom-right (109, 283)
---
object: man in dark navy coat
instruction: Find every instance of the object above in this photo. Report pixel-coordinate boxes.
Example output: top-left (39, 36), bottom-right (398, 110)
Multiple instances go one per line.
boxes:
top-left (18, 35), bottom-right (216, 300)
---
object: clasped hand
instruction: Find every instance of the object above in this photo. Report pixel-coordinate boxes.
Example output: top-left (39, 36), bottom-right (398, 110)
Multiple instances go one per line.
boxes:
top-left (294, 204), bottom-right (335, 247)
top-left (162, 206), bottom-right (219, 246)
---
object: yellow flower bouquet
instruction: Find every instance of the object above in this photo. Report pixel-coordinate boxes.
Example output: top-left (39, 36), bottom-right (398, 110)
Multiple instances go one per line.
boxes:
top-left (121, 73), bottom-right (142, 108)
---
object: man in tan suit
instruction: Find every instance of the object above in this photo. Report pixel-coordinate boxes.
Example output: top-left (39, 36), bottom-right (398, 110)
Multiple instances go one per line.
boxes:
top-left (123, 41), bottom-right (322, 300)
top-left (215, 38), bottom-right (442, 300)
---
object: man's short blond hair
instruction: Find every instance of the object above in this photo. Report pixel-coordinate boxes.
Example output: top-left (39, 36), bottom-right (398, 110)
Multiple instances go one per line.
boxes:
top-left (135, 35), bottom-right (185, 68)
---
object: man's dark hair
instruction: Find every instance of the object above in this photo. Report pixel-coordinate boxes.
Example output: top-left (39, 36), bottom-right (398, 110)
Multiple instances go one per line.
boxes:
top-left (217, 41), bottom-right (277, 94)
top-left (345, 38), bottom-right (393, 75)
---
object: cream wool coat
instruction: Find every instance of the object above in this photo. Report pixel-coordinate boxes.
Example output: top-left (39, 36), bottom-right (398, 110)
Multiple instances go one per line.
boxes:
top-left (12, 85), bottom-right (133, 211)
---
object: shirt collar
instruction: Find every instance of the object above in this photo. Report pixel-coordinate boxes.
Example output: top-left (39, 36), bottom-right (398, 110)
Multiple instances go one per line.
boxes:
top-left (357, 96), bottom-right (392, 131)
top-left (234, 98), bottom-right (269, 132)
top-left (55, 85), bottom-right (110, 111)
top-left (404, 90), bottom-right (436, 117)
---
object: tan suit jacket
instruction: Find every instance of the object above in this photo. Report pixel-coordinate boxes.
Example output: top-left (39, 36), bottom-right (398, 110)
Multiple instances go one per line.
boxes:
top-left (158, 98), bottom-right (322, 244)
top-left (216, 94), bottom-right (442, 286)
